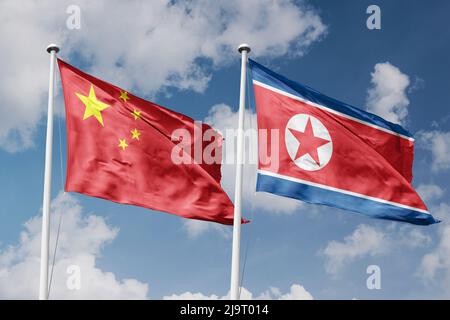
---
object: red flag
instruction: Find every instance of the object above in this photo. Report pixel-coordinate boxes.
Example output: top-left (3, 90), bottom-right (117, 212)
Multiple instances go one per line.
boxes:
top-left (58, 59), bottom-right (236, 224)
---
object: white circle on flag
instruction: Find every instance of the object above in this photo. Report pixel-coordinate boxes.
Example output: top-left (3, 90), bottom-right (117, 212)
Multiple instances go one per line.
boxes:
top-left (285, 114), bottom-right (333, 171)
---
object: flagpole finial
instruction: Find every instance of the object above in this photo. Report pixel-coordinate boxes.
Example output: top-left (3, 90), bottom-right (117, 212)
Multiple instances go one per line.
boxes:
top-left (238, 43), bottom-right (251, 53)
top-left (46, 44), bottom-right (60, 54)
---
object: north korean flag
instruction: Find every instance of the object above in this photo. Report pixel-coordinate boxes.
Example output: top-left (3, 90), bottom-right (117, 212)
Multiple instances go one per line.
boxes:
top-left (249, 59), bottom-right (438, 225)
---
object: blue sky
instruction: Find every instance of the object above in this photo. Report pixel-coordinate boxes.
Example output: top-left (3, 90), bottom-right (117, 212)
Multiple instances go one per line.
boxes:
top-left (1, 0), bottom-right (450, 299)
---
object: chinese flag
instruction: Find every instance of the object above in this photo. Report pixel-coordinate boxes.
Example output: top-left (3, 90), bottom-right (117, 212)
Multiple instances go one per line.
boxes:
top-left (58, 59), bottom-right (236, 225)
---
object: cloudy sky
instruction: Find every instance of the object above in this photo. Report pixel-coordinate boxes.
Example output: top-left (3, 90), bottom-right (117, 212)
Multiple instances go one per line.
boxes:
top-left (1, 0), bottom-right (450, 299)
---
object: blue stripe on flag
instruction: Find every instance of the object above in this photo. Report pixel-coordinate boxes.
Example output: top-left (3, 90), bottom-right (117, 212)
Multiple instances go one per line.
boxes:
top-left (257, 172), bottom-right (439, 225)
top-left (249, 59), bottom-right (414, 139)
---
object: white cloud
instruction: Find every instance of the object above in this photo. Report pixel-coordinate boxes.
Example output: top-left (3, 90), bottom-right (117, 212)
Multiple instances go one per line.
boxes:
top-left (164, 291), bottom-right (221, 300)
top-left (183, 219), bottom-right (231, 239)
top-left (417, 184), bottom-right (445, 203)
top-left (431, 202), bottom-right (450, 222)
top-left (163, 283), bottom-right (313, 300)
top-left (417, 198), bottom-right (450, 294)
top-left (0, 1), bottom-right (66, 152)
top-left (366, 62), bottom-right (411, 124)
top-left (274, 284), bottom-right (313, 300)
top-left (417, 130), bottom-right (450, 172)
top-left (321, 224), bottom-right (431, 276)
top-left (394, 227), bottom-right (432, 249)
top-left (416, 201), bottom-right (449, 287)
top-left (0, 193), bottom-right (148, 299)
top-left (321, 224), bottom-right (387, 275)
top-left (0, 0), bottom-right (326, 152)
top-left (419, 224), bottom-right (450, 292)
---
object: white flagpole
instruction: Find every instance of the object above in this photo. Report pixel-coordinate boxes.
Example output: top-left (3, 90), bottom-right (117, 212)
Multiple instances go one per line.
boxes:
top-left (39, 44), bottom-right (60, 300)
top-left (230, 43), bottom-right (251, 300)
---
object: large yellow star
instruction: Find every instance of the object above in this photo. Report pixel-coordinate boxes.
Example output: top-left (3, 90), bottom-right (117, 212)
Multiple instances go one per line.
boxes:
top-left (75, 85), bottom-right (110, 126)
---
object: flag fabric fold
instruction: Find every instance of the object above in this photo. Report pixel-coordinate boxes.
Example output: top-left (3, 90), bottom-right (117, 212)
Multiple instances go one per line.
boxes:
top-left (58, 59), bottom-right (236, 225)
top-left (249, 59), bottom-right (439, 225)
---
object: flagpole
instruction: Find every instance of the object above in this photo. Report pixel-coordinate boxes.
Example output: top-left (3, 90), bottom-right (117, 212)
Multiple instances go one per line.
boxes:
top-left (230, 43), bottom-right (251, 300)
top-left (39, 44), bottom-right (59, 300)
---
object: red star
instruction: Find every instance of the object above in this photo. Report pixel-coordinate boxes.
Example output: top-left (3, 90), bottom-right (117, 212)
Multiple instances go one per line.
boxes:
top-left (288, 117), bottom-right (330, 165)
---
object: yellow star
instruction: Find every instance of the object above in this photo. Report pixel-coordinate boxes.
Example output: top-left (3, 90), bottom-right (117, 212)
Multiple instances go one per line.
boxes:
top-left (75, 85), bottom-right (110, 126)
top-left (131, 109), bottom-right (141, 120)
top-left (118, 138), bottom-right (128, 150)
top-left (119, 90), bottom-right (129, 102)
top-left (131, 128), bottom-right (141, 140)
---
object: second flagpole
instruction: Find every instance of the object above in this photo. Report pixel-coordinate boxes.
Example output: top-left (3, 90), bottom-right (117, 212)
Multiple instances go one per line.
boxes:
top-left (230, 43), bottom-right (251, 300)
top-left (39, 44), bottom-right (59, 300)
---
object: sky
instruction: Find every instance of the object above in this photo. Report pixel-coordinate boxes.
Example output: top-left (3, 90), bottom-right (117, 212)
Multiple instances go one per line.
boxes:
top-left (0, 0), bottom-right (450, 299)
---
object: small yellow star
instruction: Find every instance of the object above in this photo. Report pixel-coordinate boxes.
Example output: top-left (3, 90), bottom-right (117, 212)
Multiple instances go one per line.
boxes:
top-left (118, 138), bottom-right (128, 150)
top-left (131, 109), bottom-right (141, 120)
top-left (75, 85), bottom-right (110, 126)
top-left (131, 128), bottom-right (141, 140)
top-left (119, 90), bottom-right (129, 102)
